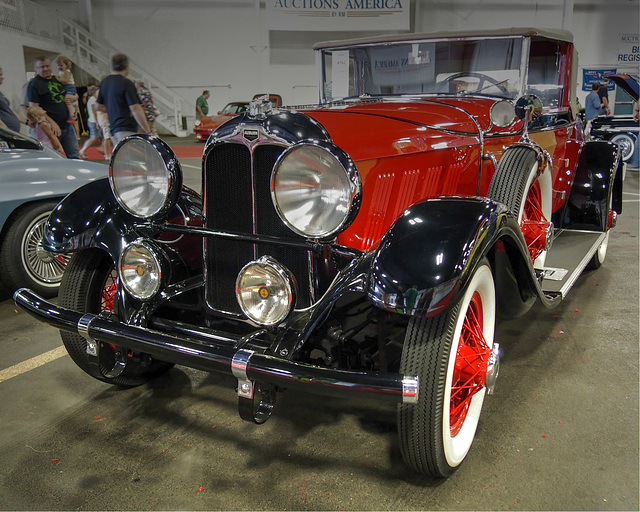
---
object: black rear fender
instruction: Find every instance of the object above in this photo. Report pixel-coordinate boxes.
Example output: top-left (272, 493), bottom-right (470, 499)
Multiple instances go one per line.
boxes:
top-left (560, 140), bottom-right (622, 231)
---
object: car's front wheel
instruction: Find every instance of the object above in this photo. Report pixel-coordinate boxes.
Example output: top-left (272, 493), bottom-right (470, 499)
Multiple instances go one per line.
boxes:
top-left (397, 260), bottom-right (497, 477)
top-left (59, 248), bottom-right (173, 387)
top-left (0, 200), bottom-right (70, 297)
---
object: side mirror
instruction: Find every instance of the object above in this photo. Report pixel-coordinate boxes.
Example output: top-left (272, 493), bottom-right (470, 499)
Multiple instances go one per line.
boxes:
top-left (515, 94), bottom-right (543, 121)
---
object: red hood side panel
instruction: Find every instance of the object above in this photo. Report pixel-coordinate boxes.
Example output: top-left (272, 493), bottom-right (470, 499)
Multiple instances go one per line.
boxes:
top-left (302, 102), bottom-right (487, 252)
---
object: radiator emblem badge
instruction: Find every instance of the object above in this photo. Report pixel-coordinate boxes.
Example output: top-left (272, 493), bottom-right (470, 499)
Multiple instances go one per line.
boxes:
top-left (243, 129), bottom-right (259, 142)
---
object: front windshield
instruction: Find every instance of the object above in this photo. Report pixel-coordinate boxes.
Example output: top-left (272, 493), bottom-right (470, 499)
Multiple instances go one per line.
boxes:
top-left (221, 103), bottom-right (248, 115)
top-left (321, 36), bottom-right (524, 102)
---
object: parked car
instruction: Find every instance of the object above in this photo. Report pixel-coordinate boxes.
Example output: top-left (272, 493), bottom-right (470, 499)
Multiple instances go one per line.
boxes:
top-left (16, 28), bottom-right (623, 477)
top-left (586, 74), bottom-right (639, 164)
top-left (0, 127), bottom-right (107, 297)
top-left (193, 94), bottom-right (283, 141)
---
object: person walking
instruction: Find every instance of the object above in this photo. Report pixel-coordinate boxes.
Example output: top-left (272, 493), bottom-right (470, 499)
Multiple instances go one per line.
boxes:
top-left (134, 80), bottom-right (159, 135)
top-left (96, 54), bottom-right (150, 147)
top-left (584, 82), bottom-right (603, 122)
top-left (0, 66), bottom-right (27, 132)
top-left (196, 90), bottom-right (210, 120)
top-left (27, 56), bottom-right (79, 158)
top-left (79, 85), bottom-right (103, 159)
top-left (598, 79), bottom-right (611, 116)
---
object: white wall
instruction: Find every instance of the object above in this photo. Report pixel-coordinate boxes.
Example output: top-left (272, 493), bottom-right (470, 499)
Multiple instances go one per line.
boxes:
top-left (3, 0), bottom-right (638, 120)
top-left (572, 0), bottom-right (639, 105)
top-left (0, 29), bottom-right (62, 113)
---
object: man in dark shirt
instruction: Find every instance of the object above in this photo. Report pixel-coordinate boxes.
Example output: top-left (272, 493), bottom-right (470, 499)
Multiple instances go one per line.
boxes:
top-left (27, 57), bottom-right (79, 158)
top-left (97, 54), bottom-right (150, 147)
top-left (598, 80), bottom-right (611, 116)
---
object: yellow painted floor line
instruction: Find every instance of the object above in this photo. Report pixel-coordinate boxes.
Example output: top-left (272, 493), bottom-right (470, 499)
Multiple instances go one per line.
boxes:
top-left (0, 346), bottom-right (67, 384)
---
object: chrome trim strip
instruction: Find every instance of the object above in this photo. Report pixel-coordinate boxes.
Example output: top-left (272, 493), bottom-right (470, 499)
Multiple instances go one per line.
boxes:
top-left (558, 231), bottom-right (608, 298)
top-left (402, 377), bottom-right (419, 404)
top-left (231, 349), bottom-right (254, 381)
top-left (77, 313), bottom-right (95, 340)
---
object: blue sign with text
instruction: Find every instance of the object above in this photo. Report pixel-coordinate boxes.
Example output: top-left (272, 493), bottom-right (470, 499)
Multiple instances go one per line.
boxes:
top-left (582, 69), bottom-right (617, 91)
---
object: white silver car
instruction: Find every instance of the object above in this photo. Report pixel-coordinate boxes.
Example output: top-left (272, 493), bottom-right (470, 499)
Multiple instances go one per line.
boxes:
top-left (0, 127), bottom-right (107, 297)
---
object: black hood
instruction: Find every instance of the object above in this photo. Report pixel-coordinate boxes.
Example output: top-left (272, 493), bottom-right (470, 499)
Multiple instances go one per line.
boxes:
top-left (608, 74), bottom-right (639, 101)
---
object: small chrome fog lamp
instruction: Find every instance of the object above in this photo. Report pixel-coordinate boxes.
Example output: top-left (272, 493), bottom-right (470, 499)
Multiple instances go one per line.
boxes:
top-left (119, 240), bottom-right (164, 300)
top-left (236, 256), bottom-right (296, 326)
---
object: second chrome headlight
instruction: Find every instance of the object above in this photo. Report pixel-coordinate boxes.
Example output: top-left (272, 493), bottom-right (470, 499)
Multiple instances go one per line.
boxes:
top-left (271, 142), bottom-right (361, 239)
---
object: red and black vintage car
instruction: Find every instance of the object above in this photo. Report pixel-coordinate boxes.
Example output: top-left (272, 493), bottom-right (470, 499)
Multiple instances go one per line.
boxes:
top-left (15, 28), bottom-right (623, 477)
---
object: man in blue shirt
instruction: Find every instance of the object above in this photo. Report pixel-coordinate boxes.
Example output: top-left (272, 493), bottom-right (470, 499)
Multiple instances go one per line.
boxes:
top-left (97, 54), bottom-right (150, 147)
top-left (585, 82), bottom-right (603, 121)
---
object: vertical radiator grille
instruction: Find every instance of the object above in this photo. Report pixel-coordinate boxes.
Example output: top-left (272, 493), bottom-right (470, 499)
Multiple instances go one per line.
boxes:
top-left (204, 142), bottom-right (312, 316)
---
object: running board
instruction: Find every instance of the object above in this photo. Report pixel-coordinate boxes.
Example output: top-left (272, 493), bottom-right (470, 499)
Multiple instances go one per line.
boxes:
top-left (539, 230), bottom-right (607, 298)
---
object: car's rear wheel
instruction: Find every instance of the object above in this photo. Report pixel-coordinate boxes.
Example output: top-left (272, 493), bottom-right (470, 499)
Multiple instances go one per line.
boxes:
top-left (610, 133), bottom-right (636, 162)
top-left (0, 200), bottom-right (70, 297)
top-left (398, 260), bottom-right (496, 477)
top-left (488, 146), bottom-right (552, 269)
top-left (59, 248), bottom-right (173, 387)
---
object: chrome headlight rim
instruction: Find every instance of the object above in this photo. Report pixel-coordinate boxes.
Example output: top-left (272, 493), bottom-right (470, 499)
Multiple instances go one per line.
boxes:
top-left (118, 239), bottom-right (165, 301)
top-left (109, 134), bottom-right (183, 220)
top-left (235, 256), bottom-right (296, 326)
top-left (270, 141), bottom-right (362, 240)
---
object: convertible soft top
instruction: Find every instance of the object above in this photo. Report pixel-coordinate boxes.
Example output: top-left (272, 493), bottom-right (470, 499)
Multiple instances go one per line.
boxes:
top-left (313, 27), bottom-right (573, 50)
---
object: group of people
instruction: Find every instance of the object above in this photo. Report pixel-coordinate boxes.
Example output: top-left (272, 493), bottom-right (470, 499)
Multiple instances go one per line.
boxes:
top-left (584, 80), bottom-right (612, 121)
top-left (0, 53), bottom-right (159, 159)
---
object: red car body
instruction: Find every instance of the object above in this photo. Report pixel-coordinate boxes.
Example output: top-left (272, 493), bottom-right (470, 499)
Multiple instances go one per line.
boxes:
top-left (17, 28), bottom-right (623, 478)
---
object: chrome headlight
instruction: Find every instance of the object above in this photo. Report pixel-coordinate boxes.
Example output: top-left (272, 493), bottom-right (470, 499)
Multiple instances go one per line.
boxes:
top-left (119, 240), bottom-right (163, 300)
top-left (271, 142), bottom-right (361, 239)
top-left (236, 257), bottom-right (296, 326)
top-left (110, 135), bottom-right (183, 219)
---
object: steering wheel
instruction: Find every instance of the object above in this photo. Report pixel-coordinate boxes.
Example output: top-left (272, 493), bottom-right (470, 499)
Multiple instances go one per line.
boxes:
top-left (438, 72), bottom-right (509, 95)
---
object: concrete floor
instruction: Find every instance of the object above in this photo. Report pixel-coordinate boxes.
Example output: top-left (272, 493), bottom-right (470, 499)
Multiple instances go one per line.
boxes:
top-left (0, 140), bottom-right (638, 511)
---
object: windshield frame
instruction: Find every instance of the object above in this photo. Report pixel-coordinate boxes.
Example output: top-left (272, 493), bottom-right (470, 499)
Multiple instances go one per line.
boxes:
top-left (316, 34), bottom-right (531, 104)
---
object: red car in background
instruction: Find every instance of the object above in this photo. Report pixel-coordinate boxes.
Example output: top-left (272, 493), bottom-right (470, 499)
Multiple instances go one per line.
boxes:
top-left (193, 94), bottom-right (283, 141)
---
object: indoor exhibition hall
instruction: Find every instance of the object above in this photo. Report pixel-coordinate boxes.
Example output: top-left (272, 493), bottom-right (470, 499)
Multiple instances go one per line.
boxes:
top-left (0, 0), bottom-right (638, 510)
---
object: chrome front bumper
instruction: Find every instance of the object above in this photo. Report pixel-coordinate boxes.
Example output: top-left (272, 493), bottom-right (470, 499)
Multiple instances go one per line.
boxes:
top-left (14, 288), bottom-right (418, 408)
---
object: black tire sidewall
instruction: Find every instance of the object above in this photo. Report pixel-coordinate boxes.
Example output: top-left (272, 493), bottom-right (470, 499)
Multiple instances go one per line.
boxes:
top-left (0, 200), bottom-right (62, 298)
top-left (398, 260), bottom-right (495, 477)
top-left (59, 249), bottom-right (172, 387)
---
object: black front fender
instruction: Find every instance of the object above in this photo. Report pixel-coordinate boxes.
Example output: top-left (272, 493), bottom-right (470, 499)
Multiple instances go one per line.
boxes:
top-left (44, 178), bottom-right (204, 267)
top-left (44, 178), bottom-right (131, 263)
top-left (367, 197), bottom-right (530, 317)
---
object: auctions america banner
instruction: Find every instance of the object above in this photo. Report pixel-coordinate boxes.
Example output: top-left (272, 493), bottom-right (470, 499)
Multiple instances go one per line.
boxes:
top-left (266, 0), bottom-right (409, 31)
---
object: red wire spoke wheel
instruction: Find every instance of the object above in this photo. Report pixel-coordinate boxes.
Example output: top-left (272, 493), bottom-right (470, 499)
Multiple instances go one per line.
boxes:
top-left (398, 260), bottom-right (496, 477)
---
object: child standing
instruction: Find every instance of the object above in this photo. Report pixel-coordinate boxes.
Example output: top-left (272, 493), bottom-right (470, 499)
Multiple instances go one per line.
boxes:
top-left (56, 56), bottom-right (78, 125)
top-left (79, 85), bottom-right (103, 159)
top-left (27, 106), bottom-right (65, 154)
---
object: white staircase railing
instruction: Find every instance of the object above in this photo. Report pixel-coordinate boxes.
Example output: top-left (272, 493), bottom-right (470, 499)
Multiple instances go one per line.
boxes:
top-left (60, 19), bottom-right (187, 136)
